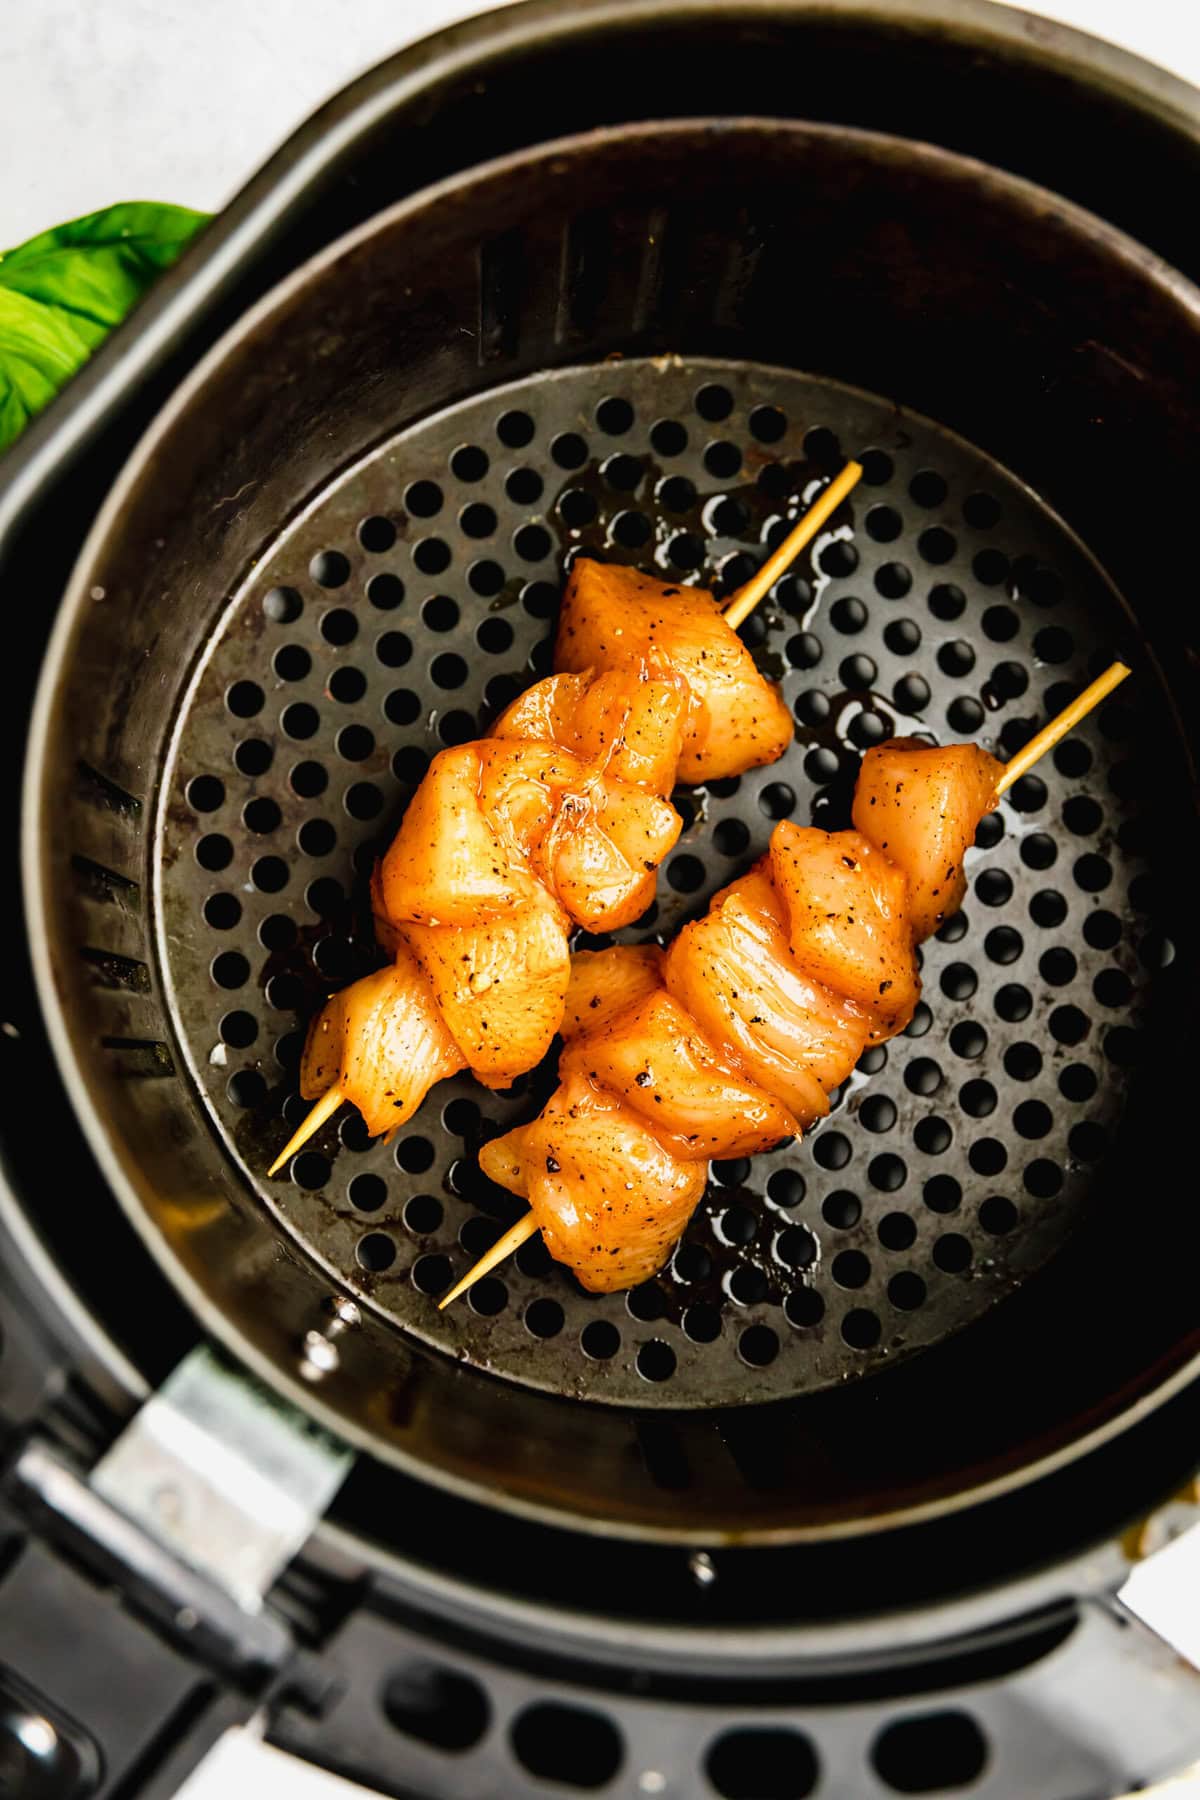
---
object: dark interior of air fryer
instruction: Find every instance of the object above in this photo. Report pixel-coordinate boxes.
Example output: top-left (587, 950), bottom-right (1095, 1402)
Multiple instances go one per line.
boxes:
top-left (37, 110), bottom-right (1200, 1554)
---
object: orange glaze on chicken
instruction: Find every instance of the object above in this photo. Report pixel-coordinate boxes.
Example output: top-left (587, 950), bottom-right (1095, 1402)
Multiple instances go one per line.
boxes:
top-left (299, 949), bottom-right (465, 1138)
top-left (561, 988), bottom-right (800, 1162)
top-left (492, 661), bottom-right (688, 796)
top-left (852, 738), bottom-right (1002, 941)
top-left (562, 944), bottom-right (664, 1039)
top-left (478, 1074), bottom-right (708, 1294)
top-left (769, 823), bottom-right (920, 1032)
top-left (479, 741), bottom-right (1004, 1291)
top-left (663, 864), bottom-right (866, 1123)
top-left (379, 734), bottom-right (680, 936)
top-left (555, 559), bottom-right (793, 782)
top-left (402, 897), bottom-right (571, 1089)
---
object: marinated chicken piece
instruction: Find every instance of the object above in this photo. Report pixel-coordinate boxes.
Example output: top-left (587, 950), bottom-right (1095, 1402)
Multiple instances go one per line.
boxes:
top-left (380, 738), bottom-right (680, 938)
top-left (300, 951), bottom-right (465, 1137)
top-left (664, 864), bottom-right (868, 1120)
top-left (561, 988), bottom-right (799, 1160)
top-left (547, 835), bottom-right (654, 934)
top-left (592, 780), bottom-right (681, 875)
top-left (473, 738), bottom-right (567, 872)
top-left (474, 738), bottom-right (680, 933)
top-left (403, 896), bottom-right (569, 1089)
top-left (770, 823), bottom-right (920, 1032)
top-left (378, 743), bottom-right (541, 927)
top-left (490, 670), bottom-right (589, 750)
top-left (852, 737), bottom-right (1002, 941)
top-left (555, 559), bottom-right (793, 782)
top-left (562, 944), bottom-right (664, 1041)
top-left (573, 664), bottom-right (689, 794)
top-left (493, 663), bottom-right (688, 795)
top-left (545, 779), bottom-right (681, 932)
top-left (477, 728), bottom-right (681, 931)
top-left (479, 1074), bottom-right (708, 1292)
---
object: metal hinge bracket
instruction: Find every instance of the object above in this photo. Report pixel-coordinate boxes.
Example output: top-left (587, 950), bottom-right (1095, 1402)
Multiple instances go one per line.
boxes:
top-left (88, 1344), bottom-right (353, 1614)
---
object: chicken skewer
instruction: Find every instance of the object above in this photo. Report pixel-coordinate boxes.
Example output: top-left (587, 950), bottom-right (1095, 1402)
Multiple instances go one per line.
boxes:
top-left (266, 461), bottom-right (863, 1175)
top-left (438, 660), bottom-right (1131, 1307)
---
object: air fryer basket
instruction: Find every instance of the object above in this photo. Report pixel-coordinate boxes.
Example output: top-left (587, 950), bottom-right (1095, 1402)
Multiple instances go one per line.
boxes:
top-left (25, 117), bottom-right (1200, 1546)
top-left (158, 356), bottom-right (1154, 1413)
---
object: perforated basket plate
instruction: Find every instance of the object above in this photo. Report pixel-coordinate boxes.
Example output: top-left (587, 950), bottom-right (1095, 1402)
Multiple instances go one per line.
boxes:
top-left (156, 357), bottom-right (1160, 1408)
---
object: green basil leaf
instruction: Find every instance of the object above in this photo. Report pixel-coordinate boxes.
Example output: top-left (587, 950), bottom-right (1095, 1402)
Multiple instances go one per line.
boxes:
top-left (0, 200), bottom-right (209, 453)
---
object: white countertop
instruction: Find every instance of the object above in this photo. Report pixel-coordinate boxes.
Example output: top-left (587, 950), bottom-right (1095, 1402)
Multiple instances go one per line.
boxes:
top-left (5, 1), bottom-right (1198, 1795)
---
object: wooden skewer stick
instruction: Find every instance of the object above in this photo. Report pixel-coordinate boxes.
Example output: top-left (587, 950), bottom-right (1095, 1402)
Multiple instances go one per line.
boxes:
top-left (722, 459), bottom-right (863, 631)
top-left (266, 1084), bottom-right (343, 1178)
top-left (267, 472), bottom-right (864, 1180)
top-left (437, 657), bottom-right (1135, 1307)
top-left (438, 1214), bottom-right (539, 1310)
top-left (993, 661), bottom-right (1130, 796)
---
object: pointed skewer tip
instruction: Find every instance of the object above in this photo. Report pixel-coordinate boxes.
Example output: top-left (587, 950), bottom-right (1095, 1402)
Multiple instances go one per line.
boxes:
top-left (438, 1212), bottom-right (540, 1309)
top-left (266, 1084), bottom-right (343, 1177)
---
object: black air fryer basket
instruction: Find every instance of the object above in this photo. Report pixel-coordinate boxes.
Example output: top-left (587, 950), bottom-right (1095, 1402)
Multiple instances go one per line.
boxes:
top-left (3, 4), bottom-right (1200, 1798)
